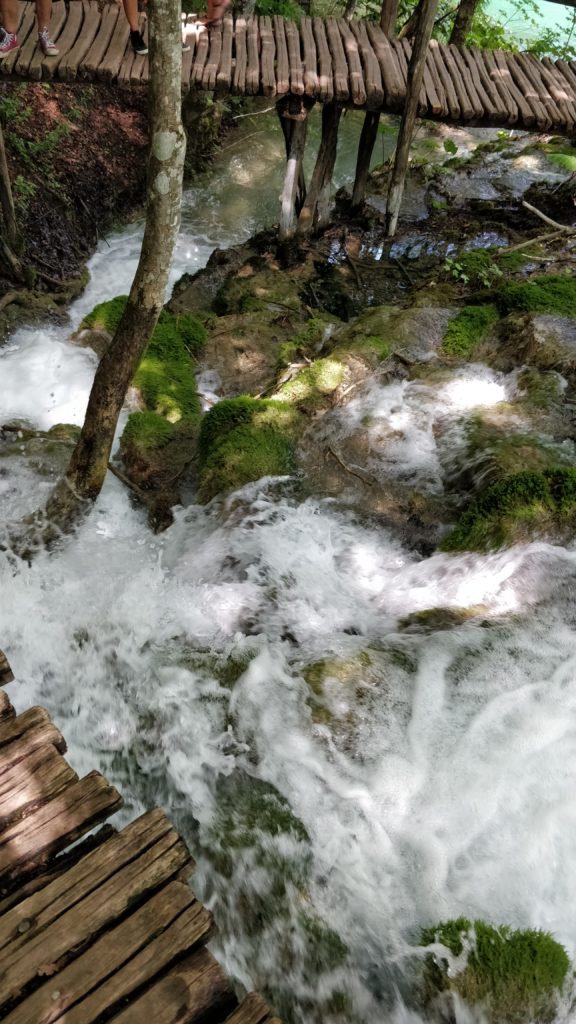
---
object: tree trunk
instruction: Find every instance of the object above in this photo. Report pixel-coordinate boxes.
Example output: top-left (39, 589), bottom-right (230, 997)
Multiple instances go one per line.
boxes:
top-left (380, 0), bottom-right (399, 35)
top-left (0, 122), bottom-right (20, 254)
top-left (343, 0), bottom-right (357, 20)
top-left (449, 0), bottom-right (479, 45)
top-left (398, 0), bottom-right (423, 39)
top-left (48, 0), bottom-right (186, 522)
top-left (386, 0), bottom-right (438, 236)
top-left (351, 110), bottom-right (380, 209)
top-left (297, 102), bottom-right (342, 235)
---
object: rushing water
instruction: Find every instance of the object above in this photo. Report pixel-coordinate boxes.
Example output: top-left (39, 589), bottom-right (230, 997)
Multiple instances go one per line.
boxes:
top-left (2, 112), bottom-right (576, 1023)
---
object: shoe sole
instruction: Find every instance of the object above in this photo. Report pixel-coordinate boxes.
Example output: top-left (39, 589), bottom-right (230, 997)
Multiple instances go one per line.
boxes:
top-left (0, 46), bottom-right (19, 58)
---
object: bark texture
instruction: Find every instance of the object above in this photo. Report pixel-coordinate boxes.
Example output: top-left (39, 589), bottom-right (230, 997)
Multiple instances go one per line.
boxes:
top-left (297, 102), bottom-right (342, 234)
top-left (380, 0), bottom-right (399, 35)
top-left (50, 0), bottom-right (186, 517)
top-left (449, 0), bottom-right (479, 45)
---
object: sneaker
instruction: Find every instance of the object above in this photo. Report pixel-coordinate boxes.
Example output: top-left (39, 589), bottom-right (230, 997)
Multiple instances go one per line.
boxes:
top-left (182, 40), bottom-right (190, 52)
top-left (0, 30), bottom-right (19, 58)
top-left (38, 28), bottom-right (58, 56)
top-left (130, 30), bottom-right (148, 55)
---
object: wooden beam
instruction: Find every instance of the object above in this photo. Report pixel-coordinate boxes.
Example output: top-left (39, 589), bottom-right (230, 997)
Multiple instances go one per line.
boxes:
top-left (277, 98), bottom-right (310, 243)
top-left (297, 101), bottom-right (342, 234)
top-left (386, 0), bottom-right (439, 236)
top-left (351, 109), bottom-right (380, 209)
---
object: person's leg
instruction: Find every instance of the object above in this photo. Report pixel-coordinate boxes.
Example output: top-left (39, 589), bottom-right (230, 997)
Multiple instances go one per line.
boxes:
top-left (123, 0), bottom-right (147, 54)
top-left (35, 0), bottom-right (59, 54)
top-left (0, 0), bottom-right (20, 55)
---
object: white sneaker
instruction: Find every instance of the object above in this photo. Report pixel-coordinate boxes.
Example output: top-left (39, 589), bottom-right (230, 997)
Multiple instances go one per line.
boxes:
top-left (38, 28), bottom-right (58, 56)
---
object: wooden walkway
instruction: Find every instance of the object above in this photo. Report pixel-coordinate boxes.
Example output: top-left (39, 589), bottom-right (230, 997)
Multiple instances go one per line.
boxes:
top-left (0, 649), bottom-right (280, 1024)
top-left (3, 2), bottom-right (576, 133)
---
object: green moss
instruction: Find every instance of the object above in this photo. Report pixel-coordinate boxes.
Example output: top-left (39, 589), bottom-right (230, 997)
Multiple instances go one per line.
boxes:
top-left (83, 294), bottom-right (128, 334)
top-left (442, 305), bottom-right (499, 357)
top-left (197, 396), bottom-right (301, 502)
top-left (276, 316), bottom-right (335, 370)
top-left (497, 274), bottom-right (576, 318)
top-left (276, 358), bottom-right (345, 406)
top-left (121, 412), bottom-right (176, 454)
top-left (442, 468), bottom-right (576, 552)
top-left (399, 607), bottom-right (482, 632)
top-left (445, 248), bottom-right (528, 290)
top-left (421, 917), bottom-right (570, 1023)
top-left (462, 416), bottom-right (573, 488)
top-left (517, 368), bottom-right (564, 411)
top-left (300, 913), bottom-right (348, 973)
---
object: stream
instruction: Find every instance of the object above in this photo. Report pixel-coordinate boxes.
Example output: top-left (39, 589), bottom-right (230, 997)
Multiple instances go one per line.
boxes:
top-left (2, 109), bottom-right (576, 1023)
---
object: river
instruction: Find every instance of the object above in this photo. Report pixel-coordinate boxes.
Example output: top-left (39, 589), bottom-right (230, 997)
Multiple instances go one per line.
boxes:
top-left (1, 110), bottom-right (576, 1023)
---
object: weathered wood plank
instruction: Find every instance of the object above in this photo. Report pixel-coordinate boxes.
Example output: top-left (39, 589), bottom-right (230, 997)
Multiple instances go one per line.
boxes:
top-left (4, 883), bottom-right (212, 1024)
top-left (527, 52), bottom-right (573, 127)
top-left (0, 650), bottom-right (14, 687)
top-left (58, 0), bottom-right (101, 82)
top-left (181, 15), bottom-right (197, 88)
top-left (245, 17), bottom-right (259, 95)
top-left (191, 20), bottom-right (210, 85)
top-left (0, 770), bottom-right (122, 888)
top-left (350, 19), bottom-right (383, 111)
top-left (202, 20), bottom-right (223, 92)
top-left (285, 17), bottom-right (304, 96)
top-left (482, 48), bottom-right (520, 124)
top-left (440, 42), bottom-right (482, 119)
top-left (98, 14), bottom-right (130, 83)
top-left (232, 15), bottom-right (247, 94)
top-left (544, 57), bottom-right (576, 124)
top-left (0, 744), bottom-right (77, 830)
top-left (0, 689), bottom-right (14, 723)
top-left (273, 14), bottom-right (290, 95)
top-left (503, 50), bottom-right (551, 129)
top-left (0, 707), bottom-right (65, 760)
top-left (223, 993), bottom-right (275, 1024)
top-left (39, 0), bottom-right (83, 79)
top-left (216, 14), bottom-right (234, 95)
top-left (514, 51), bottom-right (561, 127)
top-left (428, 39), bottom-right (460, 119)
top-left (0, 817), bottom-right (189, 1004)
top-left (398, 39), bottom-right (428, 113)
top-left (457, 44), bottom-right (508, 123)
top-left (259, 15), bottom-right (275, 97)
top-left (80, 2), bottom-right (119, 80)
top-left (109, 946), bottom-right (236, 1024)
top-left (1, 3), bottom-right (35, 76)
top-left (299, 16), bottom-right (318, 98)
top-left (23, 0), bottom-right (67, 80)
top-left (337, 18), bottom-right (366, 107)
top-left (312, 17), bottom-right (333, 104)
top-left (365, 22), bottom-right (404, 111)
top-left (325, 17), bottom-right (348, 102)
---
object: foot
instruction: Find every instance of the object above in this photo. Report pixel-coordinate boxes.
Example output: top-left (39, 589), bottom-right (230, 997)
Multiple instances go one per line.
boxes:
top-left (130, 29), bottom-right (148, 55)
top-left (201, 0), bottom-right (230, 26)
top-left (38, 27), bottom-right (58, 56)
top-left (0, 30), bottom-right (19, 58)
top-left (182, 40), bottom-right (190, 52)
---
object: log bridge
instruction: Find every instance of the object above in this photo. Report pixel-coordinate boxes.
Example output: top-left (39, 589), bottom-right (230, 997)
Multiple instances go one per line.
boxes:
top-left (3, 2), bottom-right (576, 238)
top-left (0, 647), bottom-right (280, 1024)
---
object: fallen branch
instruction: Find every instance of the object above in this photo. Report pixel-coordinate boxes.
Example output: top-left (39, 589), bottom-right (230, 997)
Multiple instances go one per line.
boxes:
top-left (503, 228), bottom-right (572, 255)
top-left (107, 462), bottom-right (147, 499)
top-left (0, 288), bottom-right (28, 312)
top-left (327, 445), bottom-right (375, 486)
top-left (521, 200), bottom-right (575, 232)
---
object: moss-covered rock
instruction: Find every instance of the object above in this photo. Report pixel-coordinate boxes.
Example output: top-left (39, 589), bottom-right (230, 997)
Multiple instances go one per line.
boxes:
top-left (197, 396), bottom-right (302, 502)
top-left (496, 273), bottom-right (576, 319)
top-left (331, 305), bottom-right (456, 366)
top-left (421, 917), bottom-right (570, 1023)
top-left (441, 305), bottom-right (499, 358)
top-left (456, 415), bottom-right (575, 492)
top-left (275, 357), bottom-right (346, 410)
top-left (399, 607), bottom-right (484, 632)
top-left (213, 260), bottom-right (304, 316)
top-left (442, 468), bottom-right (576, 552)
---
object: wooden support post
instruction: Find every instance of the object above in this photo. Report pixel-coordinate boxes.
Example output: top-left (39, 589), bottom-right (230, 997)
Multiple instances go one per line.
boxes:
top-left (351, 110), bottom-right (380, 210)
top-left (297, 102), bottom-right (342, 236)
top-left (0, 122), bottom-right (20, 253)
top-left (277, 97), bottom-right (312, 243)
top-left (380, 0), bottom-right (399, 35)
top-left (386, 0), bottom-right (438, 236)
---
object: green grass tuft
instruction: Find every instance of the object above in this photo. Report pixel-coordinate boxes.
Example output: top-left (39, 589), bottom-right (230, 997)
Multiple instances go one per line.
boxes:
top-left (497, 274), bottom-right (576, 318)
top-left (121, 411), bottom-right (176, 453)
top-left (442, 305), bottom-right (499, 357)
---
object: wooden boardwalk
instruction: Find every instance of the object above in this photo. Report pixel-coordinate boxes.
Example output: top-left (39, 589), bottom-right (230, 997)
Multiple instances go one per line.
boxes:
top-left (3, 1), bottom-right (576, 133)
top-left (0, 649), bottom-right (280, 1024)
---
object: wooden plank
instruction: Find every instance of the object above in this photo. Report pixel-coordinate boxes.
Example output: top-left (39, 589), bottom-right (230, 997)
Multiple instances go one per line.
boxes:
top-left (216, 13), bottom-right (233, 95)
top-left (58, 0), bottom-right (101, 82)
top-left (15, 0), bottom-right (60, 79)
top-left (555, 58), bottom-right (576, 116)
top-left (398, 39), bottom-right (428, 113)
top-left (0, 706), bottom-right (65, 759)
top-left (532, 53), bottom-right (576, 127)
top-left (337, 18), bottom-right (366, 107)
top-left (285, 17), bottom-right (304, 96)
top-left (0, 689), bottom-right (14, 722)
top-left (80, 2), bottom-right (119, 80)
top-left (0, 770), bottom-right (122, 887)
top-left (428, 39), bottom-right (460, 119)
top-left (0, 650), bottom-right (14, 686)
top-left (191, 20), bottom-right (210, 85)
top-left (325, 17), bottom-right (348, 102)
top-left (440, 42), bottom-right (482, 120)
top-left (299, 15), bottom-right (318, 98)
top-left (39, 0), bottom-right (84, 80)
top-left (273, 14), bottom-right (290, 95)
top-left (245, 17), bottom-right (259, 95)
top-left (181, 15), bottom-right (197, 89)
top-left (4, 883), bottom-right (212, 1024)
top-left (232, 15), bottom-right (247, 93)
top-left (0, 810), bottom-right (174, 952)
top-left (514, 51), bottom-right (562, 127)
top-left (224, 993), bottom-right (276, 1024)
top-left (350, 19), bottom-right (384, 111)
top-left (458, 45), bottom-right (508, 123)
top-left (365, 22), bottom-right (404, 111)
top-left (109, 946), bottom-right (235, 1024)
top-left (202, 20), bottom-right (223, 92)
top-left (98, 14), bottom-right (130, 83)
top-left (0, 744), bottom-right (77, 830)
top-left (259, 15), bottom-right (275, 97)
top-left (0, 817), bottom-right (189, 1003)
top-left (118, 48), bottom-right (138, 85)
top-left (1, 3), bottom-right (35, 76)
top-left (503, 51), bottom-right (552, 129)
top-left (312, 17), bottom-right (333, 104)
top-left (421, 47), bottom-right (446, 117)
top-left (482, 48), bottom-right (520, 124)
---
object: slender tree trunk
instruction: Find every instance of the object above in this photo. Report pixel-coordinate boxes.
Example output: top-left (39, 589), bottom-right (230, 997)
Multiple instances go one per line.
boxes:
top-left (297, 102), bottom-right (342, 235)
top-left (386, 0), bottom-right (438, 236)
top-left (343, 0), bottom-right (357, 20)
top-left (0, 122), bottom-right (20, 253)
top-left (351, 110), bottom-right (380, 209)
top-left (398, 0), bottom-right (423, 39)
top-left (47, 0), bottom-right (186, 523)
top-left (380, 0), bottom-right (399, 35)
top-left (449, 0), bottom-right (479, 45)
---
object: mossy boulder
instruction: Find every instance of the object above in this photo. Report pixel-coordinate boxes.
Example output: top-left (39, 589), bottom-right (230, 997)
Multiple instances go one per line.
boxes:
top-left (331, 305), bottom-right (456, 366)
top-left (213, 259), bottom-right (304, 316)
top-left (197, 396), bottom-right (303, 502)
top-left (454, 415), bottom-right (575, 492)
top-left (479, 312), bottom-right (576, 375)
top-left (496, 273), bottom-right (576, 319)
top-left (274, 357), bottom-right (346, 411)
top-left (442, 468), bottom-right (576, 552)
top-left (441, 305), bottom-right (499, 358)
top-left (421, 917), bottom-right (570, 1023)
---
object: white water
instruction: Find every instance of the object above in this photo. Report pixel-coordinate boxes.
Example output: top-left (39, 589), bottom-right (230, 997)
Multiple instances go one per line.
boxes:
top-left (2, 115), bottom-right (576, 1023)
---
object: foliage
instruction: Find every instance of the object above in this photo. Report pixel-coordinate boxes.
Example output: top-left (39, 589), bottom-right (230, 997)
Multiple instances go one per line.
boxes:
top-left (421, 917), bottom-right (570, 1022)
top-left (442, 468), bottom-right (576, 551)
top-left (441, 305), bottom-right (499, 357)
top-left (496, 274), bottom-right (576, 319)
top-left (197, 396), bottom-right (302, 502)
top-left (444, 248), bottom-right (527, 290)
top-left (254, 0), bottom-right (303, 18)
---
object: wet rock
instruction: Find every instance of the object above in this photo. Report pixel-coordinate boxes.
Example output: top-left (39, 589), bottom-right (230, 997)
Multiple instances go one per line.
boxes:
top-left (481, 313), bottom-right (576, 374)
top-left (332, 305), bottom-right (457, 365)
top-left (168, 245), bottom-right (249, 314)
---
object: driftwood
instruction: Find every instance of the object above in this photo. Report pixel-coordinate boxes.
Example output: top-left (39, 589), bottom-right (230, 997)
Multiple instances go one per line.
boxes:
top-left (0, 649), bottom-right (14, 685)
